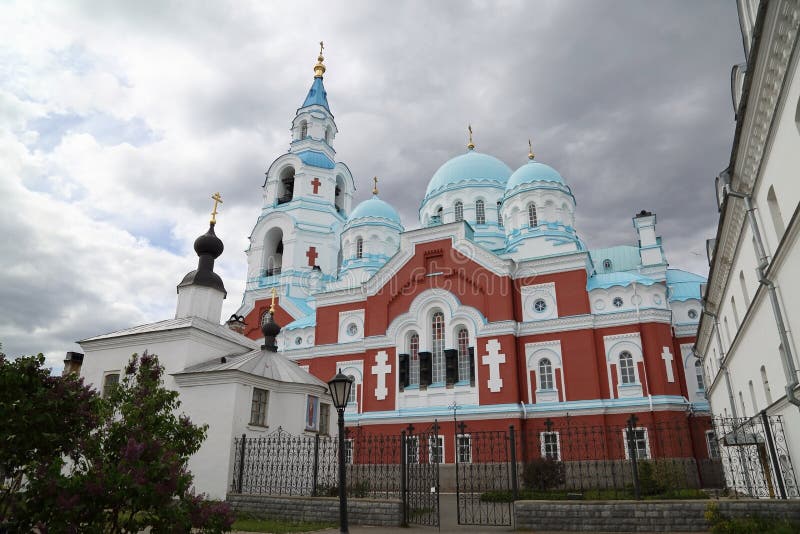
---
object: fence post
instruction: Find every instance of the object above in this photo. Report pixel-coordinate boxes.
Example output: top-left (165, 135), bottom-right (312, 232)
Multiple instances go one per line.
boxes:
top-left (761, 410), bottom-right (787, 499)
top-left (626, 415), bottom-right (641, 500)
top-left (312, 433), bottom-right (320, 496)
top-left (400, 429), bottom-right (407, 527)
top-left (237, 433), bottom-right (246, 494)
top-left (509, 425), bottom-right (519, 501)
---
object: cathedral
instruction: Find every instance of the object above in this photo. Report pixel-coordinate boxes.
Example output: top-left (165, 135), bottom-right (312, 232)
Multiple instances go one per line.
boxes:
top-left (234, 48), bottom-right (712, 454)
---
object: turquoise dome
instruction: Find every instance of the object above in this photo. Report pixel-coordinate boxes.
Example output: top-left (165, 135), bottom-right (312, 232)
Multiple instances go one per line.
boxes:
top-left (506, 160), bottom-right (565, 191)
top-left (425, 150), bottom-right (512, 197)
top-left (348, 195), bottom-right (402, 224)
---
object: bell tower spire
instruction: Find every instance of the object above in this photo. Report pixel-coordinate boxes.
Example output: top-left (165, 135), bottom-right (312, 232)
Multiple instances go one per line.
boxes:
top-left (314, 41), bottom-right (326, 78)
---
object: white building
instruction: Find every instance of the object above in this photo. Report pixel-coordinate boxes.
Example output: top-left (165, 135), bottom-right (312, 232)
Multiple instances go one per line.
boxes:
top-left (77, 218), bottom-right (334, 499)
top-left (695, 0), bottom-right (800, 497)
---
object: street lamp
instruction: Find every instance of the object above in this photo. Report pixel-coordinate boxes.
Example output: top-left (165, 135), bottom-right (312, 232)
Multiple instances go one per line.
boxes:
top-left (328, 369), bottom-right (354, 533)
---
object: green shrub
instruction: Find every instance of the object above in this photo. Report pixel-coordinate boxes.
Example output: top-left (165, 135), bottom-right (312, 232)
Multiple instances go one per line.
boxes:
top-left (637, 460), bottom-right (687, 496)
top-left (522, 458), bottom-right (565, 491)
top-left (705, 502), bottom-right (799, 534)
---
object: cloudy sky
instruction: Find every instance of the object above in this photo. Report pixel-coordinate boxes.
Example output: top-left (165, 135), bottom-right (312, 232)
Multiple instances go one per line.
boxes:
top-left (1, 1), bottom-right (743, 372)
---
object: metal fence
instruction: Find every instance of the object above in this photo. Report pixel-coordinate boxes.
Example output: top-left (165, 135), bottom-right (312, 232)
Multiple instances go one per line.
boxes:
top-left (230, 413), bottom-right (798, 505)
top-left (711, 413), bottom-right (799, 499)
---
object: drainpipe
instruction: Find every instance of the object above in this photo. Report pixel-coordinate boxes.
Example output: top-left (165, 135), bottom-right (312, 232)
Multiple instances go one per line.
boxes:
top-left (702, 310), bottom-right (738, 418)
top-left (723, 183), bottom-right (800, 411)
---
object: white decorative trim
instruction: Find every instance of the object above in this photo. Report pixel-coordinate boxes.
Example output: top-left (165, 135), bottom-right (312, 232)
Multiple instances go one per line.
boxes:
top-left (661, 346), bottom-right (675, 383)
top-left (338, 309), bottom-right (365, 343)
top-left (371, 351), bottom-right (391, 401)
top-left (603, 332), bottom-right (644, 399)
top-left (482, 339), bottom-right (506, 393)
top-left (512, 251), bottom-right (590, 278)
top-left (521, 282), bottom-right (558, 322)
top-left (524, 340), bottom-right (566, 405)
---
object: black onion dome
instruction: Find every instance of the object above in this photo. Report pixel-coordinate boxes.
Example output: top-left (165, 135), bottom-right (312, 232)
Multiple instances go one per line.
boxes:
top-left (194, 223), bottom-right (224, 259)
top-left (261, 311), bottom-right (281, 338)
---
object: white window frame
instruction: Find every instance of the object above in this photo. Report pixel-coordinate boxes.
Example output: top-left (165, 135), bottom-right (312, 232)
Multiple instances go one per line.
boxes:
top-left (540, 431), bottom-right (561, 460)
top-left (454, 201), bottom-right (463, 222)
top-left (456, 434), bottom-right (472, 463)
top-left (475, 199), bottom-right (486, 225)
top-left (528, 203), bottom-right (538, 227)
top-left (705, 430), bottom-right (720, 459)
top-left (406, 436), bottom-right (420, 464)
top-left (538, 358), bottom-right (554, 391)
top-left (456, 327), bottom-right (470, 383)
top-left (344, 438), bottom-right (354, 464)
top-left (623, 427), bottom-right (650, 459)
top-left (249, 387), bottom-right (269, 427)
top-left (409, 332), bottom-right (420, 386)
top-left (619, 351), bottom-right (637, 385)
top-left (429, 435), bottom-right (445, 464)
top-left (431, 311), bottom-right (445, 384)
top-left (102, 371), bottom-right (120, 398)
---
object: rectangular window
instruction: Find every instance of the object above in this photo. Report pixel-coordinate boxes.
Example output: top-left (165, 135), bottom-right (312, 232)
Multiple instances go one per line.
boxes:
top-left (432, 313), bottom-right (445, 383)
top-left (540, 431), bottom-right (560, 460)
top-left (102, 373), bottom-right (120, 398)
top-left (429, 435), bottom-right (444, 464)
top-left (406, 436), bottom-right (420, 464)
top-left (457, 329), bottom-right (470, 382)
top-left (456, 434), bottom-right (472, 463)
top-left (250, 388), bottom-right (269, 426)
top-left (623, 428), bottom-right (650, 460)
top-left (344, 439), bottom-right (354, 464)
top-left (409, 333), bottom-right (420, 385)
top-left (305, 395), bottom-right (319, 431)
top-left (319, 403), bottom-right (330, 435)
top-left (705, 430), bottom-right (720, 459)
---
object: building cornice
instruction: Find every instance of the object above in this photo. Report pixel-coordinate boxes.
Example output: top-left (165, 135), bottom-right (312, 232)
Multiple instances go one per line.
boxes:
top-left (698, 0), bottom-right (800, 352)
top-left (173, 368), bottom-right (330, 397)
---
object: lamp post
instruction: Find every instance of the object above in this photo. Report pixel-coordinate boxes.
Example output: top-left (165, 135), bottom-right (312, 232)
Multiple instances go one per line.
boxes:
top-left (328, 369), bottom-right (354, 534)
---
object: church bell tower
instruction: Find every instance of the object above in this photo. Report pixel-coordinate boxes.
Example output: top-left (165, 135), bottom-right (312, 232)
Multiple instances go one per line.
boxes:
top-left (238, 44), bottom-right (355, 337)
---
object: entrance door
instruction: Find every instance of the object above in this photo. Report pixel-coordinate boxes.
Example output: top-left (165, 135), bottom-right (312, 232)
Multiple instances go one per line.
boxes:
top-left (455, 423), bottom-right (516, 526)
top-left (402, 422), bottom-right (441, 527)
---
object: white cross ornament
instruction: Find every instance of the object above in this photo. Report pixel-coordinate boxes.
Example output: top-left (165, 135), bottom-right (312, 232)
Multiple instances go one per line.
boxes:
top-left (661, 346), bottom-right (675, 383)
top-left (371, 350), bottom-right (391, 400)
top-left (482, 339), bottom-right (506, 393)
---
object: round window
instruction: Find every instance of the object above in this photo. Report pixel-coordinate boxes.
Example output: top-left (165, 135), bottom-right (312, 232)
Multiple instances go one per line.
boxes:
top-left (533, 299), bottom-right (547, 313)
top-left (613, 297), bottom-right (624, 308)
top-left (295, 336), bottom-right (302, 345)
top-left (347, 323), bottom-right (358, 336)
top-left (688, 309), bottom-right (698, 319)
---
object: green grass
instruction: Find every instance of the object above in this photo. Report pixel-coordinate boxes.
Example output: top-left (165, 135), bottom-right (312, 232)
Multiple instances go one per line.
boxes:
top-left (231, 516), bottom-right (336, 533)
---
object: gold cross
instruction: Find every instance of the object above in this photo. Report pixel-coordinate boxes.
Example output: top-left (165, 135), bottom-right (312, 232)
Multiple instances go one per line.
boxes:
top-left (528, 138), bottom-right (535, 160)
top-left (210, 192), bottom-right (223, 224)
top-left (319, 41), bottom-right (324, 56)
top-left (467, 124), bottom-right (475, 150)
top-left (372, 176), bottom-right (379, 195)
top-left (269, 287), bottom-right (277, 314)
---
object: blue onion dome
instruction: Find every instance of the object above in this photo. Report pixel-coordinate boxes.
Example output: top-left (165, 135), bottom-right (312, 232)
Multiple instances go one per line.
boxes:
top-left (347, 194), bottom-right (402, 226)
top-left (425, 150), bottom-right (512, 198)
top-left (506, 159), bottom-right (566, 192)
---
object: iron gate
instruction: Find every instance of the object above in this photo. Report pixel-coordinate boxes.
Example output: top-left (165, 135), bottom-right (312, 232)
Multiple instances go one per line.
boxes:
top-left (455, 423), bottom-right (517, 526)
top-left (402, 421), bottom-right (441, 527)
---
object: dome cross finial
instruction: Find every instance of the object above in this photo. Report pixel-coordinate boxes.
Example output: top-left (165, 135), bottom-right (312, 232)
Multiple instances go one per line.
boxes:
top-left (467, 124), bottom-right (475, 151)
top-left (269, 286), bottom-right (277, 314)
top-left (314, 41), bottom-right (326, 78)
top-left (372, 176), bottom-right (379, 195)
top-left (210, 192), bottom-right (223, 224)
top-left (528, 139), bottom-right (535, 160)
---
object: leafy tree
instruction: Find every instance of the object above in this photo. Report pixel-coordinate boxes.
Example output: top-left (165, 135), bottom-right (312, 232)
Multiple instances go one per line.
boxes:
top-left (0, 353), bottom-right (101, 527)
top-left (1, 351), bottom-right (234, 533)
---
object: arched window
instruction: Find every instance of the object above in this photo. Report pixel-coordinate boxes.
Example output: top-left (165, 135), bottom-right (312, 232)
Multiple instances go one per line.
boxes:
top-left (325, 126), bottom-right (332, 144)
top-left (454, 201), bottom-right (463, 222)
top-left (539, 358), bottom-right (554, 390)
top-left (348, 375), bottom-right (357, 404)
top-left (748, 380), bottom-right (758, 414)
top-left (263, 227), bottom-right (284, 276)
top-left (497, 201), bottom-right (503, 227)
top-left (299, 120), bottom-right (308, 139)
top-left (619, 351), bottom-right (636, 385)
top-left (761, 365), bottom-right (773, 404)
top-left (431, 312), bottom-right (445, 383)
top-left (409, 332), bottom-right (420, 385)
top-left (602, 259), bottom-right (613, 270)
top-left (695, 360), bottom-right (705, 390)
top-left (277, 166), bottom-right (295, 204)
top-left (731, 297), bottom-right (740, 328)
top-left (767, 185), bottom-right (785, 239)
top-left (457, 328), bottom-right (470, 382)
top-left (356, 237), bottom-right (363, 259)
top-left (739, 271), bottom-right (750, 307)
top-left (475, 200), bottom-right (485, 225)
top-left (528, 204), bottom-right (538, 228)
